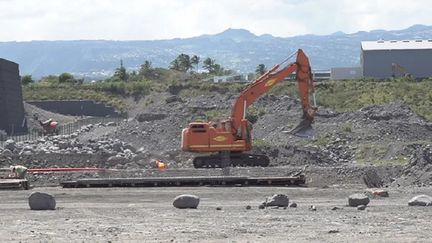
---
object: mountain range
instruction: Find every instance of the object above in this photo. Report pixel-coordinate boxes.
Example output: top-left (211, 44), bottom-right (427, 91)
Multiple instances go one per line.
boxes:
top-left (1, 24), bottom-right (432, 79)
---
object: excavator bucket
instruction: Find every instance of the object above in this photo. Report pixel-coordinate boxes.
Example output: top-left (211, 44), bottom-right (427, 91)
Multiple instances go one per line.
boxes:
top-left (290, 118), bottom-right (314, 138)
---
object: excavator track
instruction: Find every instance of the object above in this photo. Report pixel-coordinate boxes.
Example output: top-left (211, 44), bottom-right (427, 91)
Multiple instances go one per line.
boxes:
top-left (193, 153), bottom-right (270, 168)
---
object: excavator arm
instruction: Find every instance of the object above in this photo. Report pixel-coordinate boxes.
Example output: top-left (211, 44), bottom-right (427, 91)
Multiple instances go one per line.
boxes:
top-left (230, 49), bottom-right (316, 137)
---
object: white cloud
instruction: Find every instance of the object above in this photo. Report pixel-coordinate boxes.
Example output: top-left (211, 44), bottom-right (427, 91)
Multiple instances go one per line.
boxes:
top-left (0, 0), bottom-right (431, 41)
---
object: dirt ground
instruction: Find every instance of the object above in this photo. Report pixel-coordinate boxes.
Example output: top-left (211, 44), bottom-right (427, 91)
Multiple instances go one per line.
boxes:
top-left (1, 185), bottom-right (432, 242)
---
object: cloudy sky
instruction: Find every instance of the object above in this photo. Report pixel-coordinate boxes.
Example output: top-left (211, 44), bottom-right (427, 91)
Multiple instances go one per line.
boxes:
top-left (1, 0), bottom-right (430, 41)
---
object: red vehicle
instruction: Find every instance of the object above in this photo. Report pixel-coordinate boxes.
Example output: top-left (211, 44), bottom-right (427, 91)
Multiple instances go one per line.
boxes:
top-left (181, 49), bottom-right (317, 168)
top-left (38, 118), bottom-right (59, 136)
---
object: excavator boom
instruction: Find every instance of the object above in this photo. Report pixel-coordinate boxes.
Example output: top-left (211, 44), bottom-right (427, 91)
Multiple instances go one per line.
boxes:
top-left (230, 49), bottom-right (316, 137)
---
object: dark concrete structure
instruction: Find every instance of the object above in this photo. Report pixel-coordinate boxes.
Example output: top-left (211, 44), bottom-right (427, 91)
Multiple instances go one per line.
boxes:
top-left (361, 40), bottom-right (432, 78)
top-left (0, 58), bottom-right (27, 135)
top-left (27, 100), bottom-right (121, 117)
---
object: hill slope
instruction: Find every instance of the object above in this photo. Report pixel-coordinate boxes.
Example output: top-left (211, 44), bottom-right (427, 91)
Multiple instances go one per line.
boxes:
top-left (2, 25), bottom-right (432, 77)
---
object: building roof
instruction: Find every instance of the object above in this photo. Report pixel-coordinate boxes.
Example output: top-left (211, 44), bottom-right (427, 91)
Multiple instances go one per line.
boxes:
top-left (361, 40), bottom-right (432, 51)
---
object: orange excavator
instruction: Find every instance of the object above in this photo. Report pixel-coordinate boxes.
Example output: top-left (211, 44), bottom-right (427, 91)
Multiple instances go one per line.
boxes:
top-left (181, 49), bottom-right (317, 168)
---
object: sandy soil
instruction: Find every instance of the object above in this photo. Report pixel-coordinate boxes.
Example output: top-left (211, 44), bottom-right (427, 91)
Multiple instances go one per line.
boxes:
top-left (1, 185), bottom-right (432, 242)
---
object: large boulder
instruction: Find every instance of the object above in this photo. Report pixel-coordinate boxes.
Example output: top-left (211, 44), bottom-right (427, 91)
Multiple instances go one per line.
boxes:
top-left (363, 169), bottom-right (383, 188)
top-left (173, 194), bottom-right (200, 209)
top-left (263, 194), bottom-right (289, 207)
top-left (408, 195), bottom-right (432, 206)
top-left (348, 193), bottom-right (370, 207)
top-left (4, 139), bottom-right (16, 151)
top-left (28, 192), bottom-right (56, 210)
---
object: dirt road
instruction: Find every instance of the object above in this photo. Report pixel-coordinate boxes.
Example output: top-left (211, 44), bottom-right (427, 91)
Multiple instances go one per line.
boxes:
top-left (1, 185), bottom-right (432, 242)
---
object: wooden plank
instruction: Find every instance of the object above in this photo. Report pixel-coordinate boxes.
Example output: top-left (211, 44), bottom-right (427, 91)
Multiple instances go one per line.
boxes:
top-left (0, 179), bottom-right (29, 190)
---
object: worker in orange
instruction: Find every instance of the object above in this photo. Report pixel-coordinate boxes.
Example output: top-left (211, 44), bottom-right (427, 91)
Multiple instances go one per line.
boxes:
top-left (155, 160), bottom-right (166, 170)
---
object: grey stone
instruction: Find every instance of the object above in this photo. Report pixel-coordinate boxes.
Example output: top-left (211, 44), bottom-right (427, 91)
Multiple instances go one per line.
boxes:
top-left (112, 142), bottom-right (123, 152)
top-left (408, 195), bottom-right (432, 206)
top-left (246, 205), bottom-right (251, 210)
top-left (4, 139), bottom-right (16, 151)
top-left (363, 169), bottom-right (383, 188)
top-left (173, 194), bottom-right (200, 209)
top-left (135, 113), bottom-right (167, 122)
top-left (28, 192), bottom-right (56, 210)
top-left (2, 149), bottom-right (13, 156)
top-left (309, 205), bottom-right (317, 211)
top-left (357, 205), bottom-right (367, 210)
top-left (289, 202), bottom-right (297, 208)
top-left (348, 193), bottom-right (370, 207)
top-left (166, 95), bottom-right (183, 103)
top-left (106, 122), bottom-right (116, 126)
top-left (58, 141), bottom-right (69, 150)
top-left (124, 144), bottom-right (136, 153)
top-left (264, 194), bottom-right (289, 207)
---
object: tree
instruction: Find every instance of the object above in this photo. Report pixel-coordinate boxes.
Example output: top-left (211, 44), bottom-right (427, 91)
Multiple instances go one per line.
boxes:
top-left (21, 75), bottom-right (34, 85)
top-left (139, 60), bottom-right (153, 78)
top-left (170, 54), bottom-right (192, 72)
top-left (203, 57), bottom-right (215, 73)
top-left (191, 55), bottom-right (200, 71)
top-left (113, 60), bottom-right (128, 82)
top-left (202, 57), bottom-right (231, 75)
top-left (59, 73), bottom-right (75, 84)
top-left (255, 64), bottom-right (267, 76)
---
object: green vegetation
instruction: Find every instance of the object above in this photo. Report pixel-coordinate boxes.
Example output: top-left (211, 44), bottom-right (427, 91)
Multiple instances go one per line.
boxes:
top-left (21, 75), bottom-right (34, 85)
top-left (268, 78), bottom-right (432, 121)
top-left (246, 106), bottom-right (266, 124)
top-left (255, 64), bottom-right (267, 76)
top-left (205, 109), bottom-right (229, 121)
top-left (22, 57), bottom-right (432, 122)
top-left (354, 143), bottom-right (409, 165)
top-left (316, 79), bottom-right (432, 120)
top-left (253, 138), bottom-right (271, 148)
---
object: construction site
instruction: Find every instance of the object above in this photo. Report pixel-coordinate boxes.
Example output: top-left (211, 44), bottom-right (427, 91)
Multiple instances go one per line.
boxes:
top-left (1, 40), bottom-right (432, 242)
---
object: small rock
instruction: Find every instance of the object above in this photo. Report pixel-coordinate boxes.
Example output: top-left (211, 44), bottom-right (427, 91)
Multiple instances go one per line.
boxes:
top-left (4, 139), bottom-right (16, 151)
top-left (2, 149), bottom-right (13, 156)
top-left (357, 205), bottom-right (367, 210)
top-left (58, 141), bottom-right (69, 150)
top-left (348, 193), bottom-right (370, 207)
top-left (258, 204), bottom-right (265, 209)
top-left (245, 205), bottom-right (251, 210)
top-left (289, 202), bottom-right (297, 208)
top-left (173, 194), bottom-right (200, 209)
top-left (263, 194), bottom-right (289, 207)
top-left (408, 195), bottom-right (432, 206)
top-left (28, 192), bottom-right (56, 210)
top-left (371, 189), bottom-right (389, 198)
top-left (309, 205), bottom-right (316, 211)
top-left (216, 207), bottom-right (222, 210)
top-left (328, 230), bottom-right (339, 234)
top-left (106, 122), bottom-right (116, 126)
top-left (331, 206), bottom-right (340, 211)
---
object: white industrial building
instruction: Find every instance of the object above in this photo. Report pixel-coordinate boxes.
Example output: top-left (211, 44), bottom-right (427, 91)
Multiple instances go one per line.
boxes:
top-left (361, 40), bottom-right (432, 78)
